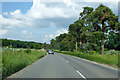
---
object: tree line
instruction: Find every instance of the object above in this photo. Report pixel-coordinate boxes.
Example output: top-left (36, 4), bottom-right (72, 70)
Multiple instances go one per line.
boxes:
top-left (1, 39), bottom-right (51, 49)
top-left (50, 4), bottom-right (120, 54)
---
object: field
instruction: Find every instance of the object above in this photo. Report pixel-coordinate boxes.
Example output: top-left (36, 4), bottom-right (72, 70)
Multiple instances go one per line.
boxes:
top-left (2, 48), bottom-right (46, 79)
top-left (54, 50), bottom-right (119, 68)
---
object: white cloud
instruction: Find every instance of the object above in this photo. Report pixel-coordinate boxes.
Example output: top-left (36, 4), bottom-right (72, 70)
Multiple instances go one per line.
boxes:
top-left (21, 30), bottom-right (33, 39)
top-left (1, 0), bottom-right (119, 2)
top-left (2, 0), bottom-right (81, 29)
top-left (2, 18), bottom-right (25, 29)
top-left (83, 0), bottom-right (119, 2)
top-left (49, 34), bottom-right (54, 38)
top-left (3, 12), bottom-right (9, 16)
top-left (43, 34), bottom-right (54, 42)
top-left (63, 0), bottom-right (80, 11)
top-left (43, 28), bottom-right (68, 43)
top-left (9, 9), bottom-right (25, 19)
top-left (10, 9), bottom-right (21, 15)
top-left (55, 29), bottom-right (68, 36)
top-left (4, 0), bottom-right (118, 31)
top-left (0, 29), bottom-right (8, 38)
top-left (26, 0), bottom-right (79, 19)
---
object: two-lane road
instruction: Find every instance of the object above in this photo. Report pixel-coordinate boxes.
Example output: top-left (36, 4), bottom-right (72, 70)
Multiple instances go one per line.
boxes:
top-left (8, 53), bottom-right (118, 79)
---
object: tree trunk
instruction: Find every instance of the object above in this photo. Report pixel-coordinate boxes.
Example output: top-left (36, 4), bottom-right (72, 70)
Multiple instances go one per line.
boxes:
top-left (101, 20), bottom-right (104, 55)
top-left (101, 32), bottom-right (104, 55)
top-left (86, 41), bottom-right (88, 53)
top-left (80, 40), bottom-right (82, 50)
top-left (75, 41), bottom-right (77, 51)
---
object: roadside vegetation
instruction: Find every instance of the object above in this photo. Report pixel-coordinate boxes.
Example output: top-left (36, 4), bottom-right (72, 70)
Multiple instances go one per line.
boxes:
top-left (50, 4), bottom-right (120, 68)
top-left (50, 4), bottom-right (120, 54)
top-left (54, 50), bottom-right (119, 68)
top-left (2, 48), bottom-right (46, 79)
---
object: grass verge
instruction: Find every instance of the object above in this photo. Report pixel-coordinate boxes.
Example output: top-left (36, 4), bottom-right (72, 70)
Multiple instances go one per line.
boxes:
top-left (2, 48), bottom-right (46, 79)
top-left (54, 50), bottom-right (119, 68)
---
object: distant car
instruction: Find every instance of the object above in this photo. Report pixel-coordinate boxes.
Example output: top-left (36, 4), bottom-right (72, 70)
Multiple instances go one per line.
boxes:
top-left (48, 50), bottom-right (54, 54)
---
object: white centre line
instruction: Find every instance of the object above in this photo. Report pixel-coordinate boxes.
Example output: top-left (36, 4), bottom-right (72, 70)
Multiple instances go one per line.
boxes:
top-left (76, 70), bottom-right (86, 79)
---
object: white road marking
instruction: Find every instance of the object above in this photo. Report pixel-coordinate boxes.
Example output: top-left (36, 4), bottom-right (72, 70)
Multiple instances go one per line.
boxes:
top-left (76, 70), bottom-right (86, 79)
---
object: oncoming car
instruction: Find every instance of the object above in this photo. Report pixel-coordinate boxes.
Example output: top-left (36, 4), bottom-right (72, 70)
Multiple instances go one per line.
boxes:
top-left (48, 50), bottom-right (54, 54)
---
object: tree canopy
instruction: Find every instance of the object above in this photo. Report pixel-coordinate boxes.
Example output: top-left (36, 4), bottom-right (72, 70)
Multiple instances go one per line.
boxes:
top-left (50, 4), bottom-right (119, 54)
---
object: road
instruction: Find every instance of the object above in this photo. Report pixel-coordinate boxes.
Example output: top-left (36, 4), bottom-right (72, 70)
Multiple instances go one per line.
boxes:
top-left (8, 53), bottom-right (118, 79)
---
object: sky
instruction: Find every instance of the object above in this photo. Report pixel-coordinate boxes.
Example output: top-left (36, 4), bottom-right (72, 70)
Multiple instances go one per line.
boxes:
top-left (0, 0), bottom-right (119, 43)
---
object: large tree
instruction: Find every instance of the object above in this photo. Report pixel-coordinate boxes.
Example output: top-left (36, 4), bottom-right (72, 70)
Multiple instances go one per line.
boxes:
top-left (74, 19), bottom-right (85, 51)
top-left (88, 4), bottom-right (118, 54)
top-left (79, 7), bottom-right (95, 53)
top-left (59, 34), bottom-right (75, 51)
top-left (68, 24), bottom-right (79, 51)
top-left (68, 21), bottom-right (84, 51)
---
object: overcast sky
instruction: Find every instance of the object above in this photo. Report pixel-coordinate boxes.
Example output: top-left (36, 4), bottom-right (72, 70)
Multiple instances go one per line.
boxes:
top-left (0, 0), bottom-right (119, 43)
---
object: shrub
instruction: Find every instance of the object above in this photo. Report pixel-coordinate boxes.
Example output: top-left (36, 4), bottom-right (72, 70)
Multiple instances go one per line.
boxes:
top-left (104, 50), bottom-right (119, 55)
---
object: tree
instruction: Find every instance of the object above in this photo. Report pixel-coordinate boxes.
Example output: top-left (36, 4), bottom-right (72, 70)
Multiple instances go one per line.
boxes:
top-left (88, 4), bottom-right (118, 54)
top-left (105, 31), bottom-right (120, 50)
top-left (79, 7), bottom-right (95, 53)
top-left (68, 24), bottom-right (79, 51)
top-left (50, 39), bottom-right (55, 48)
top-left (74, 19), bottom-right (85, 51)
top-left (59, 34), bottom-right (75, 51)
top-left (55, 33), bottom-right (69, 51)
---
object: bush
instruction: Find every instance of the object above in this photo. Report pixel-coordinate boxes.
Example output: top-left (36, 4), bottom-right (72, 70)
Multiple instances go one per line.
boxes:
top-left (104, 50), bottom-right (119, 55)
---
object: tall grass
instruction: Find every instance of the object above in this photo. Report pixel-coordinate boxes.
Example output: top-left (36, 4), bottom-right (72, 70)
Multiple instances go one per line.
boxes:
top-left (55, 50), bottom-right (119, 68)
top-left (0, 48), bottom-right (2, 80)
top-left (2, 48), bottom-right (46, 79)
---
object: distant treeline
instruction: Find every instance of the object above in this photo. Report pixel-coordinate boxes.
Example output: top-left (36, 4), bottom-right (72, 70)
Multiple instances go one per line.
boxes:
top-left (1, 39), bottom-right (51, 49)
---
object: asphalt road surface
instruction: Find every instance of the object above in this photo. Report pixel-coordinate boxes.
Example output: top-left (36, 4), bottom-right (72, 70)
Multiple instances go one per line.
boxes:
top-left (8, 53), bottom-right (118, 79)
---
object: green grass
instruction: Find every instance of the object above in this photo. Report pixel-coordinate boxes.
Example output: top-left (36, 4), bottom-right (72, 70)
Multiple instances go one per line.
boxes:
top-left (55, 50), bottom-right (119, 68)
top-left (2, 48), bottom-right (46, 79)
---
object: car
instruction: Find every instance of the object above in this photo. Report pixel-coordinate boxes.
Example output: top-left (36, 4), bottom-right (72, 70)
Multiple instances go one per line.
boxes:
top-left (48, 50), bottom-right (54, 54)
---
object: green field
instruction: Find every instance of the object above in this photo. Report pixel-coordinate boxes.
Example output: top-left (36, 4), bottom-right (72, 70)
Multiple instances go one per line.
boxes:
top-left (55, 50), bottom-right (119, 68)
top-left (2, 48), bottom-right (46, 79)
